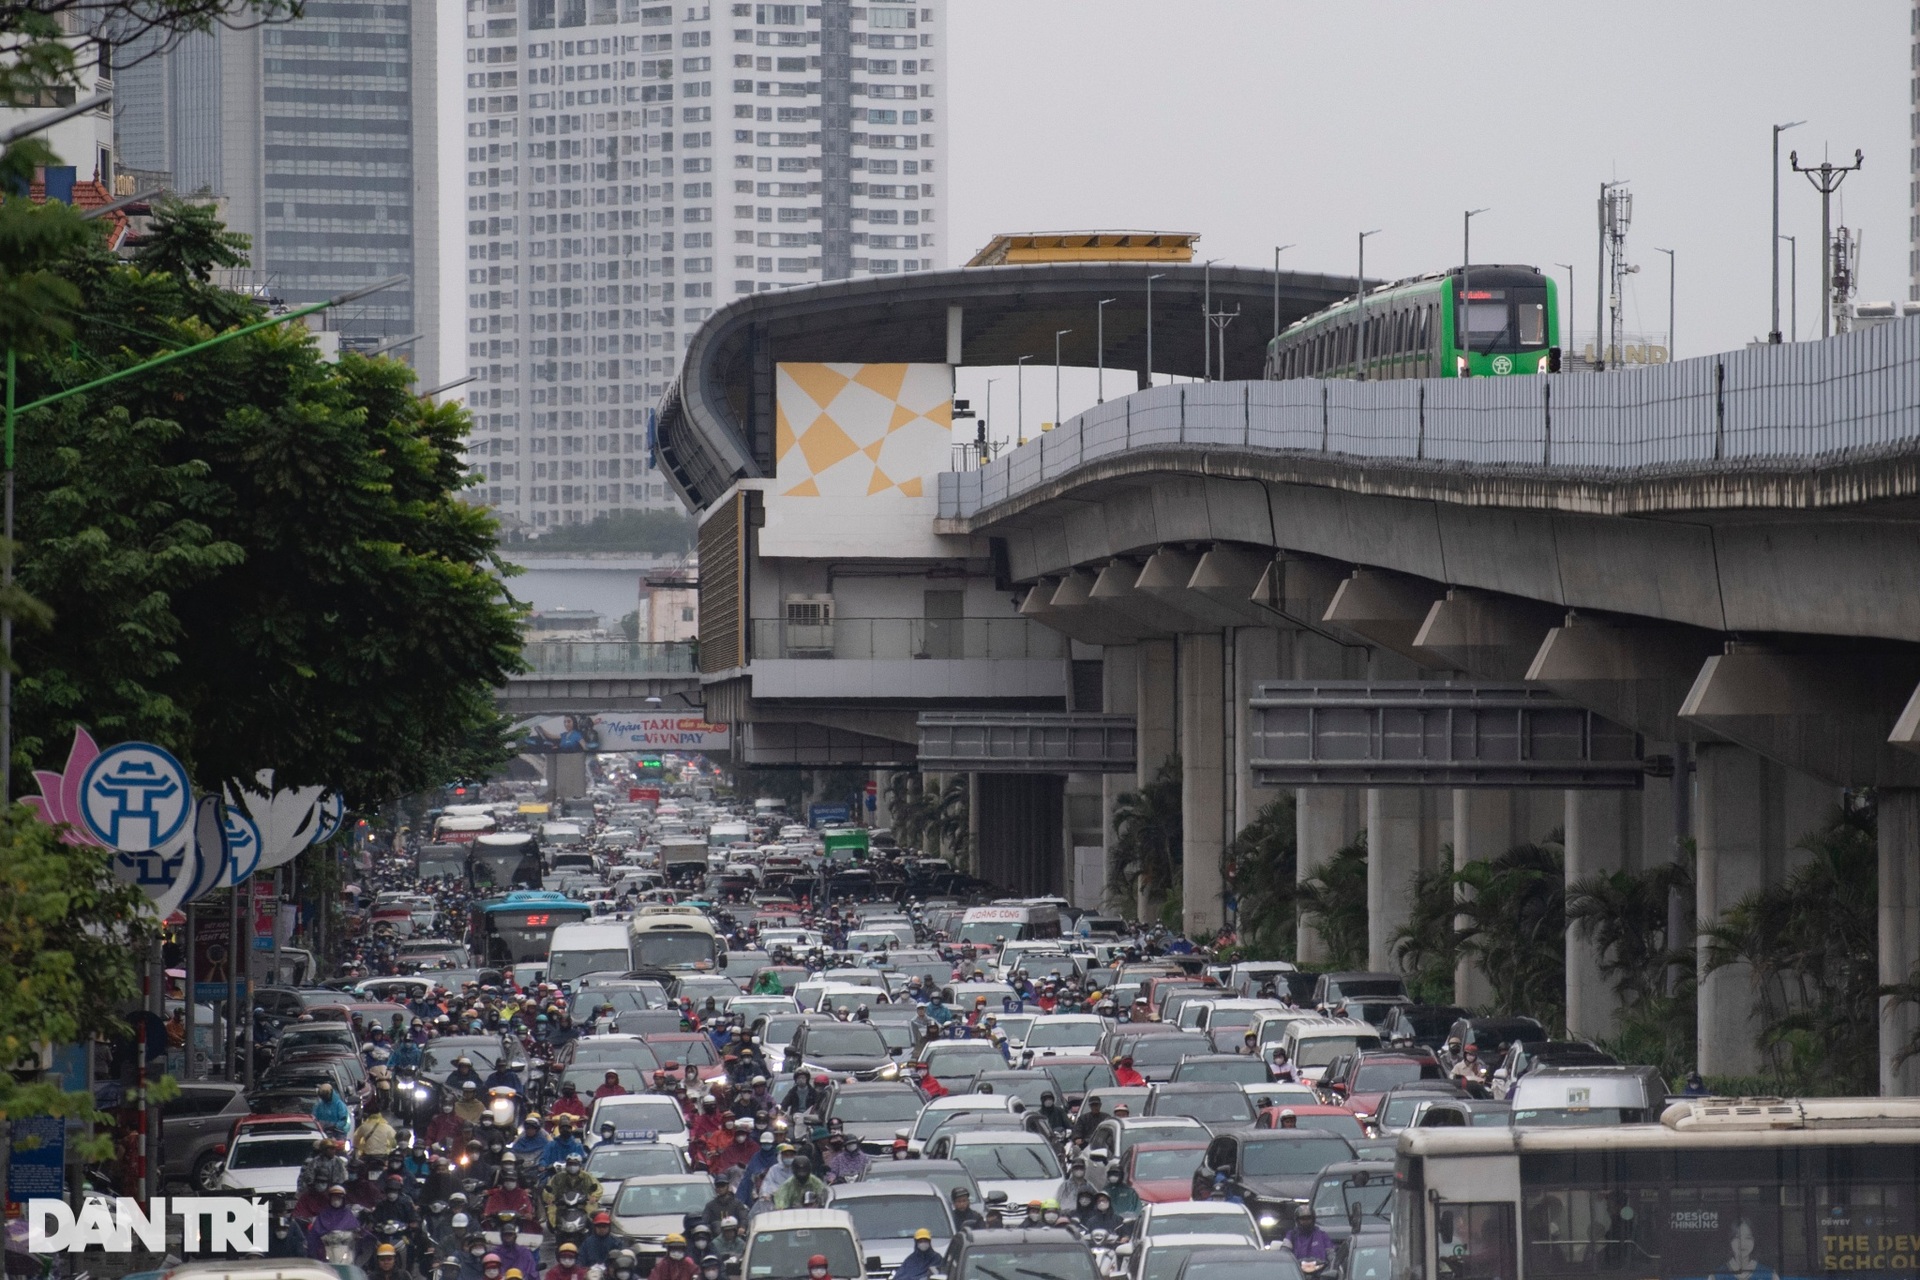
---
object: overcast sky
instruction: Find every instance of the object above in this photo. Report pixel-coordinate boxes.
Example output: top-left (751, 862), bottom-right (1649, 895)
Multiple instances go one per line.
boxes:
top-left (945, 0), bottom-right (1906, 376)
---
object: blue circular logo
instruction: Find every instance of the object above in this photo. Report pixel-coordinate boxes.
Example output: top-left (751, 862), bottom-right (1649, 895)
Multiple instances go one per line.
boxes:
top-left (79, 742), bottom-right (192, 852)
top-left (222, 806), bottom-right (263, 884)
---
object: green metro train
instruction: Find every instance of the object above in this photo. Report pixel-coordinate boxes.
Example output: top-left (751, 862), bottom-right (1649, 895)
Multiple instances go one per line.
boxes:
top-left (1264, 264), bottom-right (1560, 381)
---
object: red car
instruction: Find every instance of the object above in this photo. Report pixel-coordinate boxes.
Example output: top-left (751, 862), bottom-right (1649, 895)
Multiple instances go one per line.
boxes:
top-left (1123, 1141), bottom-right (1210, 1203)
top-left (1322, 1051), bottom-right (1447, 1122)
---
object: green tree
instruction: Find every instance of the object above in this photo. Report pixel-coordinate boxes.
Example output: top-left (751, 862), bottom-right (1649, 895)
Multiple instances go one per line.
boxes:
top-left (1392, 862), bottom-right (1465, 1006)
top-left (9, 217), bottom-right (524, 804)
top-left (1702, 804), bottom-right (1878, 1094)
top-left (1454, 840), bottom-right (1567, 1028)
top-left (1224, 793), bottom-right (1297, 959)
top-left (1111, 757), bottom-right (1181, 923)
top-left (0, 813), bottom-right (158, 1159)
top-left (512, 508), bottom-right (695, 554)
top-left (1566, 855), bottom-right (1697, 1081)
top-left (130, 197), bottom-right (252, 282)
top-left (1298, 835), bottom-right (1369, 970)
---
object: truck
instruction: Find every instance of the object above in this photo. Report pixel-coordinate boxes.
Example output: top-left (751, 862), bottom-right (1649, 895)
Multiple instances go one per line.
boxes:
top-left (821, 827), bottom-right (870, 863)
top-left (659, 836), bottom-right (709, 881)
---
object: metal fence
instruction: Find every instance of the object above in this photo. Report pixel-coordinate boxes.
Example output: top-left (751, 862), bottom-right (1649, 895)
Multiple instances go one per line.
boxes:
top-left (939, 318), bottom-right (1920, 518)
top-left (749, 616), bottom-right (1068, 661)
top-left (517, 641), bottom-right (698, 676)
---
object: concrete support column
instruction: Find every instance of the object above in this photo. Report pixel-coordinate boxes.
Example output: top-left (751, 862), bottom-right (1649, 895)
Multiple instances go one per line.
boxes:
top-left (1881, 790), bottom-right (1920, 1096)
top-left (1564, 790), bottom-right (1631, 1041)
top-left (872, 770), bottom-right (894, 831)
top-left (1296, 789), bottom-right (1357, 963)
top-left (1103, 645), bottom-right (1139, 916)
top-left (1179, 632), bottom-right (1227, 936)
top-left (1694, 743), bottom-right (1835, 1079)
top-left (1367, 789), bottom-right (1422, 971)
top-left (1136, 639), bottom-right (1176, 785)
top-left (549, 752), bottom-right (588, 800)
top-left (1450, 790), bottom-right (1520, 1008)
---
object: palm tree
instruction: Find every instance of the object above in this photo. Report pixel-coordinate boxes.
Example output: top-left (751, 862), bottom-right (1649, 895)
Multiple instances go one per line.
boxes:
top-left (1297, 836), bottom-right (1369, 970)
top-left (1566, 859), bottom-right (1693, 1008)
top-left (1392, 863), bottom-right (1466, 1006)
top-left (1454, 841), bottom-right (1567, 1029)
top-left (1110, 757), bottom-right (1182, 922)
top-left (930, 776), bottom-right (972, 868)
top-left (1224, 795), bottom-right (1298, 959)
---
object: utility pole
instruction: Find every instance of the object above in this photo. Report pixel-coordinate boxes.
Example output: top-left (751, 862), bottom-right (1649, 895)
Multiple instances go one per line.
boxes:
top-left (1095, 298), bottom-right (1116, 403)
top-left (1792, 148), bottom-right (1864, 338)
top-left (1655, 247), bottom-right (1675, 361)
top-left (1201, 259), bottom-right (1217, 381)
top-left (1206, 302), bottom-right (1240, 381)
top-left (1145, 273), bottom-right (1165, 389)
top-left (1771, 120), bottom-right (1804, 343)
top-left (1462, 209), bottom-right (1488, 374)
top-left (1053, 329), bottom-right (1071, 429)
top-left (1356, 230), bottom-right (1380, 379)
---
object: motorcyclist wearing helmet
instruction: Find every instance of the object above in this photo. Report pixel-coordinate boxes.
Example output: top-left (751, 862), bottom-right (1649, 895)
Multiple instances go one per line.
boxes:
top-left (1285, 1207), bottom-right (1333, 1268)
top-left (892, 1229), bottom-right (938, 1280)
top-left (305, 1184), bottom-right (362, 1260)
top-left (543, 1153), bottom-right (603, 1228)
top-left (481, 1165), bottom-right (535, 1224)
top-left (647, 1233), bottom-right (696, 1280)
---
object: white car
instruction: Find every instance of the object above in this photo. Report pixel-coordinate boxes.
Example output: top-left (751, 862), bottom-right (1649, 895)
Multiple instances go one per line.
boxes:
top-left (939, 1131), bottom-right (1068, 1208)
top-left (904, 1094), bottom-right (1018, 1156)
top-left (216, 1131), bottom-right (314, 1196)
top-left (1019, 1013), bottom-right (1109, 1058)
top-left (1136, 1201), bottom-right (1262, 1247)
top-left (609, 1175), bottom-right (714, 1257)
top-left (584, 1094), bottom-right (692, 1155)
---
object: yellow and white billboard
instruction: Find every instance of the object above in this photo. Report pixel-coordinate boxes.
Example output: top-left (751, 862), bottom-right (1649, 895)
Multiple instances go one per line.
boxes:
top-left (761, 361), bottom-right (960, 557)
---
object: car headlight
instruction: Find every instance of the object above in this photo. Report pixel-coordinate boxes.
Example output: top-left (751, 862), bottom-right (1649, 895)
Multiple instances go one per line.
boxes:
top-left (1258, 1215), bottom-right (1279, 1228)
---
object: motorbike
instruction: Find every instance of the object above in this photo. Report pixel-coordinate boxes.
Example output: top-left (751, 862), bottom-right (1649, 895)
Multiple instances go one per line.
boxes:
top-left (321, 1230), bottom-right (360, 1267)
top-left (551, 1190), bottom-right (590, 1251)
top-left (368, 1219), bottom-right (413, 1275)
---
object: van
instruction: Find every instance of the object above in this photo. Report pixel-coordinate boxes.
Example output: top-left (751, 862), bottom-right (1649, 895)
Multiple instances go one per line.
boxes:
top-left (1310, 972), bottom-right (1408, 1007)
top-left (546, 921), bottom-right (634, 985)
top-left (1279, 1017), bottom-right (1384, 1084)
top-left (1509, 1065), bottom-right (1668, 1126)
top-left (743, 1208), bottom-right (868, 1280)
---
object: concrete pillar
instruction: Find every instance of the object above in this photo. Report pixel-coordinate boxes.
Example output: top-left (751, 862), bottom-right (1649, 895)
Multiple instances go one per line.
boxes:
top-left (1564, 790), bottom-right (1631, 1042)
top-left (1180, 632), bottom-right (1227, 936)
top-left (1694, 743), bottom-right (1836, 1079)
top-left (1103, 646), bottom-right (1139, 916)
top-left (549, 752), bottom-right (588, 800)
top-left (1450, 790), bottom-right (1517, 1008)
top-left (1368, 789), bottom-right (1422, 971)
top-left (1296, 789), bottom-right (1357, 963)
top-left (1881, 791), bottom-right (1920, 1096)
top-left (872, 770), bottom-right (894, 831)
top-left (1234, 627), bottom-right (1285, 835)
top-left (1136, 639), bottom-right (1177, 786)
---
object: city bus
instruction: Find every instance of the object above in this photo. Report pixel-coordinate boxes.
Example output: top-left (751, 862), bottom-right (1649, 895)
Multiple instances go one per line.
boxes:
top-left (469, 831), bottom-right (541, 891)
top-left (1394, 1097), bottom-right (1920, 1280)
top-left (477, 890), bottom-right (594, 967)
top-left (627, 904), bottom-right (723, 972)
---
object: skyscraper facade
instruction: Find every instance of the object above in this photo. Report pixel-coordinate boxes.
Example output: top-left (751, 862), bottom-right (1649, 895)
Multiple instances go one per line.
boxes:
top-left (460, 0), bottom-right (947, 530)
top-left (113, 3), bottom-right (459, 385)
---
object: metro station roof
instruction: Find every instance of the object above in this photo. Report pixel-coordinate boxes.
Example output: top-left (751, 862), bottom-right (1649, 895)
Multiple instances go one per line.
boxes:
top-left (964, 231), bottom-right (1201, 267)
top-left (657, 259), bottom-right (1366, 512)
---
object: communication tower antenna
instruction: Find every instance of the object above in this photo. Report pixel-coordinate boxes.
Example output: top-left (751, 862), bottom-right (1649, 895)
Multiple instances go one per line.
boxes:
top-left (1604, 184), bottom-right (1638, 368)
top-left (1830, 226), bottom-right (1860, 333)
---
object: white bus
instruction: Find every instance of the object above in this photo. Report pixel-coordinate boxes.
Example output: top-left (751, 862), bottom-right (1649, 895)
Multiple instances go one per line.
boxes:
top-left (1395, 1097), bottom-right (1920, 1280)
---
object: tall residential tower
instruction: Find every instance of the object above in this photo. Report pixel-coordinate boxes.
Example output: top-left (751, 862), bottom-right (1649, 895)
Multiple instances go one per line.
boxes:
top-left (459, 0), bottom-right (947, 531)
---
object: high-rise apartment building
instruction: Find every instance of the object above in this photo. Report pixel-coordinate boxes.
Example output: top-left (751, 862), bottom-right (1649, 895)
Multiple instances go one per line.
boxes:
top-left (113, 3), bottom-right (461, 386)
top-left (460, 0), bottom-right (947, 531)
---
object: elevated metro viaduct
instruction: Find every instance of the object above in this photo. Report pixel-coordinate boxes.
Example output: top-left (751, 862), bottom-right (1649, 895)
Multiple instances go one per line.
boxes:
top-left (664, 257), bottom-right (1920, 1093)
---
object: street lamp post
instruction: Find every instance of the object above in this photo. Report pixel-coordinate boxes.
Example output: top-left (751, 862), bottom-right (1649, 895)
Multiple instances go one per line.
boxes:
top-left (1054, 329), bottom-right (1072, 428)
top-left (1202, 259), bottom-right (1217, 381)
top-left (1272, 244), bottom-right (1295, 345)
top-left (1461, 209), bottom-right (1488, 377)
top-left (1654, 247), bottom-right (1675, 361)
top-left (1016, 354), bottom-right (1032, 445)
top-left (1771, 120), bottom-right (1804, 343)
top-left (0, 273), bottom-right (407, 801)
top-left (1356, 230), bottom-right (1381, 379)
top-left (1145, 273), bottom-right (1165, 389)
top-left (1095, 298), bottom-right (1116, 403)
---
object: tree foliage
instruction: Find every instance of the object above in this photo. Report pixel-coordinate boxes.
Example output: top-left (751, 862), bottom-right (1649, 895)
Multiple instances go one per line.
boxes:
top-left (7, 209), bottom-right (523, 804)
top-left (1298, 835), bottom-right (1369, 970)
top-left (130, 196), bottom-right (251, 282)
top-left (1390, 839), bottom-right (1568, 1024)
top-left (1223, 794), bottom-right (1297, 959)
top-left (885, 771), bottom-right (969, 865)
top-left (0, 812), bottom-right (157, 1159)
top-left (1110, 756), bottom-right (1181, 922)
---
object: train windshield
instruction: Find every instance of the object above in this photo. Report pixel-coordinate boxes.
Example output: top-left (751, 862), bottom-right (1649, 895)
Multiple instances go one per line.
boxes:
top-left (1459, 286), bottom-right (1548, 352)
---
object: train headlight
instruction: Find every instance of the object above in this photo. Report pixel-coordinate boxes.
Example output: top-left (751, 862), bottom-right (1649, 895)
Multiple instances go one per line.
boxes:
top-left (1455, 355), bottom-right (1468, 376)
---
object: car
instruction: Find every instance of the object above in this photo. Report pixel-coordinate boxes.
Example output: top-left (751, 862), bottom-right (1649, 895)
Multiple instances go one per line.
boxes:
top-left (855, 1156), bottom-right (980, 1207)
top-left (904, 1095), bottom-right (1017, 1156)
top-left (1123, 1031), bottom-right (1213, 1083)
top-left (742, 1208), bottom-right (866, 1280)
top-left (1018, 1013), bottom-right (1109, 1057)
top-left (216, 1130), bottom-right (317, 1196)
top-left (1123, 1235), bottom-right (1262, 1280)
top-left (1170, 1056), bottom-right (1275, 1089)
top-left (818, 1081), bottom-right (926, 1153)
top-left (1442, 1016), bottom-right (1547, 1066)
top-left (1080, 1116), bottom-right (1211, 1177)
top-left (418, 1037), bottom-right (521, 1085)
top-left (1410, 1098), bottom-right (1513, 1129)
top-left (609, 1175), bottom-right (714, 1263)
top-left (1309, 973), bottom-right (1407, 1007)
top-left (1372, 1082), bottom-right (1471, 1133)
top-left (923, 1111), bottom-right (1053, 1154)
top-left (1123, 1141), bottom-right (1211, 1204)
top-left (228, 1112), bottom-right (324, 1146)
top-left (1379, 1004), bottom-right (1467, 1052)
top-left (584, 1094), bottom-right (692, 1154)
top-left (1136, 1202), bottom-right (1262, 1247)
top-left (1334, 1227), bottom-right (1391, 1280)
top-left (275, 1024), bottom-right (360, 1056)
top-left (1332, 997), bottom-right (1413, 1031)
top-left (788, 1020), bottom-right (896, 1076)
top-left (161, 1082), bottom-right (253, 1192)
top-left (1486, 1040), bottom-right (1617, 1098)
top-left (1252, 1104), bottom-right (1367, 1141)
top-left (1202, 1130), bottom-right (1358, 1240)
top-left (963, 1068), bottom-right (1059, 1110)
top-left (1320, 1051), bottom-right (1447, 1121)
top-left (1173, 1244), bottom-right (1302, 1280)
top-left (942, 1227), bottom-right (1101, 1280)
top-left (917, 1040), bottom-right (1008, 1093)
top-left (824, 1180), bottom-right (954, 1274)
top-left (583, 1138), bottom-right (688, 1193)
top-left (939, 1130), bottom-right (1068, 1207)
top-left (1144, 1083), bottom-right (1258, 1134)
top-left (1307, 1161), bottom-right (1395, 1245)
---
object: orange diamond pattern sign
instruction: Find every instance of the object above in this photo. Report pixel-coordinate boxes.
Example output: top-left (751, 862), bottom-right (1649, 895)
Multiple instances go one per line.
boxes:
top-left (774, 362), bottom-right (953, 500)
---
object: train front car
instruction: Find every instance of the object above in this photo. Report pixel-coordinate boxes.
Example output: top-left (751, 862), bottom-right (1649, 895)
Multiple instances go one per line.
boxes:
top-left (1450, 264), bottom-right (1558, 377)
